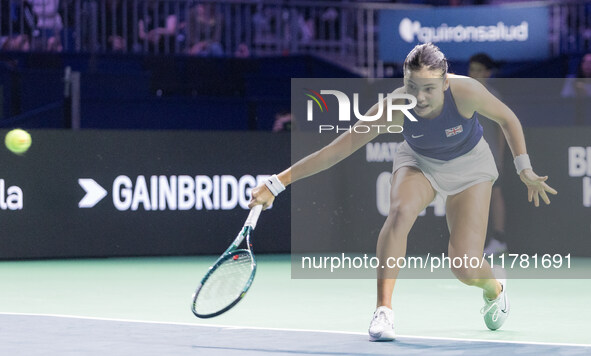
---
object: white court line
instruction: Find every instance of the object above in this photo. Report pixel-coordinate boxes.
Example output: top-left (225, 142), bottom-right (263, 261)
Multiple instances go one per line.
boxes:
top-left (1, 312), bottom-right (590, 348)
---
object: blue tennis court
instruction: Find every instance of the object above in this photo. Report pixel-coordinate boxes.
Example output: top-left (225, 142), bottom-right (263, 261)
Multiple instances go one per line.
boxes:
top-left (2, 314), bottom-right (589, 355)
top-left (1, 255), bottom-right (589, 355)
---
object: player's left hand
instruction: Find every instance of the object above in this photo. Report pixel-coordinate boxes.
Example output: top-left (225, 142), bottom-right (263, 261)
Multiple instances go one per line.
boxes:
top-left (519, 169), bottom-right (558, 207)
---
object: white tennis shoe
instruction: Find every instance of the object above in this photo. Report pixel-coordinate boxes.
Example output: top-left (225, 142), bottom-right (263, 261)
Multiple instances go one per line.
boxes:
top-left (481, 278), bottom-right (510, 330)
top-left (368, 306), bottom-right (395, 341)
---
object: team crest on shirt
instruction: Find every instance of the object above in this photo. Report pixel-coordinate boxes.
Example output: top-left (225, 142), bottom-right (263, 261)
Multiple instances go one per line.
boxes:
top-left (445, 125), bottom-right (463, 137)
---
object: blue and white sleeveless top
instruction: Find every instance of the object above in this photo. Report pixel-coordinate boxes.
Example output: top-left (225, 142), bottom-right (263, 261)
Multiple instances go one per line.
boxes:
top-left (402, 88), bottom-right (483, 161)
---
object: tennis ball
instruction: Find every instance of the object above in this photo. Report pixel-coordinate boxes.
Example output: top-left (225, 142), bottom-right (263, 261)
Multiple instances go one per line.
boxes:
top-left (5, 129), bottom-right (32, 155)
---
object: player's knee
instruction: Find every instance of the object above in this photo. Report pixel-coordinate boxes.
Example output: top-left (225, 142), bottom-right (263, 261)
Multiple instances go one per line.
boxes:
top-left (387, 201), bottom-right (419, 224)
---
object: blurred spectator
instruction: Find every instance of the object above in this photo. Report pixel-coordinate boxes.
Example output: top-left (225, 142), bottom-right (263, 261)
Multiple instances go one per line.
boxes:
top-left (468, 53), bottom-right (508, 256)
top-left (138, 0), bottom-right (186, 54)
top-left (318, 7), bottom-right (338, 41)
top-left (449, 0), bottom-right (488, 5)
top-left (186, 3), bottom-right (223, 56)
top-left (561, 53), bottom-right (591, 97)
top-left (0, 35), bottom-right (31, 51)
top-left (234, 43), bottom-right (250, 58)
top-left (272, 110), bottom-right (292, 132)
top-left (28, 0), bottom-right (63, 51)
top-left (468, 53), bottom-right (496, 83)
top-left (1, 1), bottom-right (36, 52)
top-left (297, 13), bottom-right (314, 43)
top-left (104, 0), bottom-right (136, 52)
top-left (252, 5), bottom-right (278, 45)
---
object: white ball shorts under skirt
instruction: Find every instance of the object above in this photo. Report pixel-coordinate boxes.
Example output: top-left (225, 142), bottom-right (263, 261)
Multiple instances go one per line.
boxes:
top-left (392, 138), bottom-right (499, 200)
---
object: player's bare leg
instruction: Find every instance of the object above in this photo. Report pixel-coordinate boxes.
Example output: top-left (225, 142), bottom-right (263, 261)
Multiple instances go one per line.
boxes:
top-left (369, 167), bottom-right (435, 341)
top-left (446, 181), bottom-right (509, 330)
top-left (446, 182), bottom-right (499, 295)
top-left (376, 167), bottom-right (436, 308)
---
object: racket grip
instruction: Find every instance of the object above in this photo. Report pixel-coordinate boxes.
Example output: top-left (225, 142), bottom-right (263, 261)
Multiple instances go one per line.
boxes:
top-left (245, 205), bottom-right (263, 229)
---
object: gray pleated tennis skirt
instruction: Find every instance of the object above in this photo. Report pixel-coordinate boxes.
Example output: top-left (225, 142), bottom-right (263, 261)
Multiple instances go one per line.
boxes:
top-left (392, 138), bottom-right (499, 200)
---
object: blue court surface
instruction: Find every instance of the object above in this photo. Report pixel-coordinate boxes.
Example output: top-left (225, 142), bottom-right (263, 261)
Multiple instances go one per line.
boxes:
top-left (1, 255), bottom-right (590, 355)
top-left (1, 314), bottom-right (589, 356)
top-left (0, 314), bottom-right (591, 355)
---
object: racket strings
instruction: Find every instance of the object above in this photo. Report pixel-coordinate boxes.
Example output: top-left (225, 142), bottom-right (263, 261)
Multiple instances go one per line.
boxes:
top-left (194, 251), bottom-right (254, 315)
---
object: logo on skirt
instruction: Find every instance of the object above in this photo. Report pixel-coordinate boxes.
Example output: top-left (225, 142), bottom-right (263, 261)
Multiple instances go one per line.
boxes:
top-left (445, 125), bottom-right (463, 137)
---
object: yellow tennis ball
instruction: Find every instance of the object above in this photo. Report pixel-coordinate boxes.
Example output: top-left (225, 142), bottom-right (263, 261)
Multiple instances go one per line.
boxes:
top-left (5, 129), bottom-right (32, 155)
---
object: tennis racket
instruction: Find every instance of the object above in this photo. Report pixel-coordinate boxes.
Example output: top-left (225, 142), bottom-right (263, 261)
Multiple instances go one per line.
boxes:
top-left (192, 204), bottom-right (263, 318)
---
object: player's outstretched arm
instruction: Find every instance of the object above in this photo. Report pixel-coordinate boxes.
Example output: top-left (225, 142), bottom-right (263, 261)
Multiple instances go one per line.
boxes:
top-left (249, 95), bottom-right (405, 209)
top-left (452, 76), bottom-right (558, 206)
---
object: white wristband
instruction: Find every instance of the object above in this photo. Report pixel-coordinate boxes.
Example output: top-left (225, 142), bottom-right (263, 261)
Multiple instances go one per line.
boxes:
top-left (264, 174), bottom-right (286, 196)
top-left (514, 154), bottom-right (532, 175)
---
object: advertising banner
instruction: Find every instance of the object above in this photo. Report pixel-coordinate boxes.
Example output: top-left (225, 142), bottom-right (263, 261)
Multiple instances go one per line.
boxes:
top-left (379, 5), bottom-right (549, 62)
top-left (0, 130), bottom-right (290, 259)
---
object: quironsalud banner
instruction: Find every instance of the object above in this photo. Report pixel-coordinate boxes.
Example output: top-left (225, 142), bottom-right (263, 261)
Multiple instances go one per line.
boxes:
top-left (379, 5), bottom-right (549, 62)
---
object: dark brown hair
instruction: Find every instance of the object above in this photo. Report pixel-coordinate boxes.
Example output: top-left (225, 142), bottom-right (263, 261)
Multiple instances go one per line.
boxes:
top-left (403, 43), bottom-right (448, 77)
top-left (469, 53), bottom-right (496, 70)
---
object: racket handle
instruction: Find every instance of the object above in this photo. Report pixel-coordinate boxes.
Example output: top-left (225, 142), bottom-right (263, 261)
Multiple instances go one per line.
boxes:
top-left (245, 205), bottom-right (263, 229)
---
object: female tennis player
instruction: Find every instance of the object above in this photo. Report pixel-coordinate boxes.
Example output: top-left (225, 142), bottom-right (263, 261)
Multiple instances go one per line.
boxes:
top-left (249, 43), bottom-right (557, 341)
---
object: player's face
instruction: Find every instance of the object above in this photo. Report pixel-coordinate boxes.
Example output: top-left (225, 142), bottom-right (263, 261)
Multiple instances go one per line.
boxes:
top-left (581, 54), bottom-right (591, 77)
top-left (468, 62), bottom-right (491, 81)
top-left (404, 67), bottom-right (448, 119)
